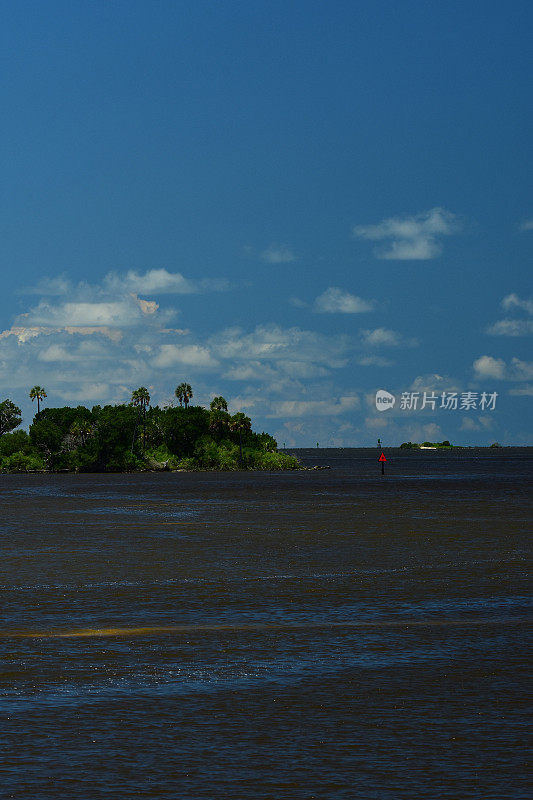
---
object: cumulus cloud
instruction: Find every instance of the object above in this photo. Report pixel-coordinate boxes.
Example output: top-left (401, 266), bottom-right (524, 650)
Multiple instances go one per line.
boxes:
top-left (359, 327), bottom-right (417, 348)
top-left (28, 269), bottom-right (226, 297)
top-left (473, 355), bottom-right (507, 379)
top-left (473, 355), bottom-right (533, 381)
top-left (211, 324), bottom-right (350, 375)
top-left (314, 287), bottom-right (374, 314)
top-left (259, 245), bottom-right (296, 264)
top-left (410, 373), bottom-right (460, 393)
top-left (353, 207), bottom-right (458, 260)
top-left (501, 293), bottom-right (533, 315)
top-left (104, 268), bottom-right (227, 295)
top-left (486, 319), bottom-right (533, 336)
top-left (152, 344), bottom-right (218, 369)
top-left (21, 296), bottom-right (157, 329)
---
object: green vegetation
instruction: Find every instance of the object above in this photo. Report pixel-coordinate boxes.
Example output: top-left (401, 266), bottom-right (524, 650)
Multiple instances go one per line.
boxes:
top-left (400, 440), bottom-right (453, 449)
top-left (0, 388), bottom-right (300, 473)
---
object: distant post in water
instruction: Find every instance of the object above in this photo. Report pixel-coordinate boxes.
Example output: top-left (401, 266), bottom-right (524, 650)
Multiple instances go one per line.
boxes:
top-left (379, 451), bottom-right (387, 475)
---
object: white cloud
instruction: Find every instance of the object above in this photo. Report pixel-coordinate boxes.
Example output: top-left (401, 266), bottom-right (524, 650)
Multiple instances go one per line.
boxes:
top-left (289, 297), bottom-right (308, 309)
top-left (353, 207), bottom-right (458, 260)
top-left (21, 297), bottom-right (154, 329)
top-left (410, 373), bottom-right (460, 393)
top-left (314, 287), bottom-right (374, 314)
top-left (211, 324), bottom-right (350, 374)
top-left (519, 219), bottom-right (533, 231)
top-left (153, 344), bottom-right (218, 369)
top-left (235, 393), bottom-right (360, 419)
top-left (510, 357), bottom-right (533, 381)
top-left (359, 327), bottom-right (417, 348)
top-left (104, 268), bottom-right (227, 295)
top-left (25, 268), bottom-right (227, 298)
top-left (473, 355), bottom-right (533, 381)
top-left (501, 293), bottom-right (533, 315)
top-left (473, 355), bottom-right (507, 379)
top-left (487, 319), bottom-right (533, 336)
top-left (272, 396), bottom-right (360, 418)
top-left (259, 245), bottom-right (296, 264)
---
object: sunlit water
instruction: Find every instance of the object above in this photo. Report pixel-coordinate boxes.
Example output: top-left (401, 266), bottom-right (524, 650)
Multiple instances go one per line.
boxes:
top-left (1, 448), bottom-right (531, 799)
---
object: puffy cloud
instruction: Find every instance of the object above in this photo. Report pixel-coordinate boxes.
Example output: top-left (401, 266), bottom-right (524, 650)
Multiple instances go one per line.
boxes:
top-left (353, 207), bottom-right (458, 260)
top-left (519, 219), bottom-right (533, 231)
top-left (103, 268), bottom-right (227, 295)
top-left (272, 396), bottom-right (360, 418)
top-left (473, 355), bottom-right (507, 379)
top-left (259, 245), bottom-right (296, 264)
top-left (473, 355), bottom-right (533, 381)
top-left (211, 324), bottom-right (350, 380)
top-left (359, 327), bottom-right (417, 348)
top-left (314, 287), bottom-right (374, 314)
top-left (29, 269), bottom-right (226, 297)
top-left (501, 293), bottom-right (533, 315)
top-left (486, 319), bottom-right (533, 336)
top-left (20, 296), bottom-right (157, 329)
top-left (152, 344), bottom-right (218, 369)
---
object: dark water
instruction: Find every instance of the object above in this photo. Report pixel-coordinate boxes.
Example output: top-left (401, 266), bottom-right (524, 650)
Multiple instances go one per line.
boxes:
top-left (1, 448), bottom-right (531, 799)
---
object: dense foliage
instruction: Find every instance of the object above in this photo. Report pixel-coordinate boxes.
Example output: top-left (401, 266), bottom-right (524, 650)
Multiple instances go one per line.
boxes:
top-left (0, 398), bottom-right (299, 472)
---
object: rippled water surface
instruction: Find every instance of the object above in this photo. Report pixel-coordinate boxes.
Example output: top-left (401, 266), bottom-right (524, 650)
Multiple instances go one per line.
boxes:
top-left (1, 448), bottom-right (531, 798)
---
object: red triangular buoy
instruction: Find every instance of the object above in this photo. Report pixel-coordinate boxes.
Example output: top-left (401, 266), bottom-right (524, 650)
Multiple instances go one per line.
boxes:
top-left (378, 452), bottom-right (387, 462)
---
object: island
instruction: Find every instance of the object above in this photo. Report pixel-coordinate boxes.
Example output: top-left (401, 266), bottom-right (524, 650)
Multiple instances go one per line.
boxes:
top-left (0, 386), bottom-right (300, 472)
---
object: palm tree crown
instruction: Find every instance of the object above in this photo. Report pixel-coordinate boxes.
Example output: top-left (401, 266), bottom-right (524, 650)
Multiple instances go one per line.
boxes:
top-left (131, 387), bottom-right (150, 411)
top-left (29, 385), bottom-right (47, 415)
top-left (210, 396), bottom-right (228, 412)
top-left (175, 382), bottom-right (193, 408)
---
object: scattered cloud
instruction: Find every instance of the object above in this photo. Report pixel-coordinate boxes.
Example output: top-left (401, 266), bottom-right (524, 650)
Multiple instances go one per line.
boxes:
top-left (518, 219), bottom-right (533, 231)
top-left (353, 207), bottom-right (458, 260)
top-left (104, 268), bottom-right (227, 295)
top-left (359, 327), bottom-right (417, 348)
top-left (501, 293), bottom-right (533, 315)
top-left (28, 269), bottom-right (227, 297)
top-left (211, 324), bottom-right (350, 378)
top-left (19, 296), bottom-right (160, 329)
top-left (486, 294), bottom-right (533, 337)
top-left (289, 297), bottom-right (308, 309)
top-left (409, 373), bottom-right (460, 393)
top-left (473, 355), bottom-right (507, 379)
top-left (486, 319), bottom-right (533, 336)
top-left (314, 287), bottom-right (374, 314)
top-left (152, 344), bottom-right (218, 369)
top-left (473, 355), bottom-right (533, 381)
top-left (259, 245), bottom-right (296, 264)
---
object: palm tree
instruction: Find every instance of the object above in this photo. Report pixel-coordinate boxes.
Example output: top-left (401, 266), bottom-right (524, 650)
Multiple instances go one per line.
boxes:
top-left (210, 396), bottom-right (228, 412)
top-left (29, 386), bottom-right (47, 415)
top-left (175, 382), bottom-right (193, 409)
top-left (131, 387), bottom-right (151, 451)
top-left (230, 412), bottom-right (251, 466)
top-left (174, 384), bottom-right (184, 407)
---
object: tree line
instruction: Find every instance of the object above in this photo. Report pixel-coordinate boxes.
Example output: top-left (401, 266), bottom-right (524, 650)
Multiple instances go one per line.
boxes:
top-left (0, 384), bottom-right (299, 472)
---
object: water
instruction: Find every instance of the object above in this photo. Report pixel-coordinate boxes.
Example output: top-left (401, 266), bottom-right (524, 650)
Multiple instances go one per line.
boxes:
top-left (1, 448), bottom-right (531, 799)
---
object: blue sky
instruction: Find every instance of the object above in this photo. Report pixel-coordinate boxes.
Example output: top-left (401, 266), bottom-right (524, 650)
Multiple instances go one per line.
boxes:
top-left (0, 0), bottom-right (531, 445)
